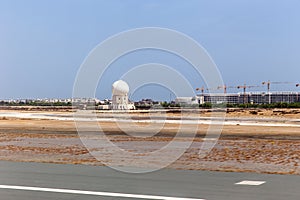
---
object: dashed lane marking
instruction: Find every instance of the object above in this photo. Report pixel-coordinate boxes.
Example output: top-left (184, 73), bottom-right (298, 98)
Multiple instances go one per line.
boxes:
top-left (235, 180), bottom-right (266, 186)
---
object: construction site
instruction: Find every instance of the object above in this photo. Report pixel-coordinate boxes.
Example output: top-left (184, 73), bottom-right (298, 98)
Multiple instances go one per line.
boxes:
top-left (176, 81), bottom-right (300, 105)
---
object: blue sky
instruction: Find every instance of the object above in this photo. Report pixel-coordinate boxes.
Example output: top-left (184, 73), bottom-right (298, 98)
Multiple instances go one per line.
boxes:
top-left (1, 0), bottom-right (300, 100)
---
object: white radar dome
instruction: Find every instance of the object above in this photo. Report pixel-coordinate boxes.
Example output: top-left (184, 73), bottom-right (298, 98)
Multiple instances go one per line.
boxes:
top-left (112, 80), bottom-right (129, 95)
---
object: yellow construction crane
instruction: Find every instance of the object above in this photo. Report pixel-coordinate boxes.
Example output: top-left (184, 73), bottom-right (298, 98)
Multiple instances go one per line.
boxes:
top-left (196, 86), bottom-right (221, 93)
top-left (217, 84), bottom-right (235, 94)
top-left (296, 84), bottom-right (300, 102)
top-left (262, 80), bottom-right (294, 103)
top-left (262, 81), bottom-right (293, 93)
top-left (237, 84), bottom-right (260, 104)
top-left (195, 86), bottom-right (205, 96)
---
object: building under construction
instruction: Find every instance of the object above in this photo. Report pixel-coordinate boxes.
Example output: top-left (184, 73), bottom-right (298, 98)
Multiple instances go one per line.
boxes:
top-left (199, 92), bottom-right (300, 104)
top-left (191, 81), bottom-right (300, 105)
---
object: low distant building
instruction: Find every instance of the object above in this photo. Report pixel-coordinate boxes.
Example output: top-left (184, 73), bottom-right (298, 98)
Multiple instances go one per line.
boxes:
top-left (248, 92), bottom-right (299, 104)
top-left (175, 92), bottom-right (300, 106)
top-left (203, 93), bottom-right (235, 104)
top-left (134, 99), bottom-right (159, 109)
top-left (201, 92), bottom-right (300, 104)
top-left (98, 104), bottom-right (110, 110)
top-left (127, 102), bottom-right (135, 110)
top-left (175, 96), bottom-right (200, 105)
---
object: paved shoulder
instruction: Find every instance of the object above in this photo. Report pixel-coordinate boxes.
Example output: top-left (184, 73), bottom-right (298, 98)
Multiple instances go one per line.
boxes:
top-left (0, 161), bottom-right (299, 200)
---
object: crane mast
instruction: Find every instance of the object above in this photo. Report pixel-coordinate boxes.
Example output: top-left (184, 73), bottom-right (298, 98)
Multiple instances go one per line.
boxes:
top-left (262, 81), bottom-right (294, 104)
top-left (237, 84), bottom-right (260, 104)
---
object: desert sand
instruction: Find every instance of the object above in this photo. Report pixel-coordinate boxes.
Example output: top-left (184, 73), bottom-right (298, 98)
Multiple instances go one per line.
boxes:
top-left (0, 108), bottom-right (299, 175)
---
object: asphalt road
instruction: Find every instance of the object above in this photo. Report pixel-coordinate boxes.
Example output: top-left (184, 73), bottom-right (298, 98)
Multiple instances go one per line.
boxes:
top-left (0, 161), bottom-right (299, 200)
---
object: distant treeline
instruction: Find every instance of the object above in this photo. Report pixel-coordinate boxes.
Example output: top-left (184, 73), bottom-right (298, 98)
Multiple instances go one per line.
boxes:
top-left (226, 102), bottom-right (300, 109)
top-left (2, 101), bottom-right (300, 109)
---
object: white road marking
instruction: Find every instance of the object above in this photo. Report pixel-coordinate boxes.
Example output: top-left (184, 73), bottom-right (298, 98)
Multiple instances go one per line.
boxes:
top-left (202, 138), bottom-right (217, 141)
top-left (235, 180), bottom-right (266, 186)
top-left (0, 185), bottom-right (205, 200)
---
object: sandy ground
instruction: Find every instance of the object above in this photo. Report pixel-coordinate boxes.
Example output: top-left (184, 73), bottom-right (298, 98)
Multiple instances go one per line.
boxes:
top-left (0, 108), bottom-right (299, 175)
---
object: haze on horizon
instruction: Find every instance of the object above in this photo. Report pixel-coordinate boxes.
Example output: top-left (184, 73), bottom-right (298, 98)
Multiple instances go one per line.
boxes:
top-left (1, 0), bottom-right (300, 101)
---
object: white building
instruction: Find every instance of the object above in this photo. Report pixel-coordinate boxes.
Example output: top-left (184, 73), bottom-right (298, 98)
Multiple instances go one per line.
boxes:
top-left (175, 96), bottom-right (201, 105)
top-left (111, 80), bottom-right (135, 110)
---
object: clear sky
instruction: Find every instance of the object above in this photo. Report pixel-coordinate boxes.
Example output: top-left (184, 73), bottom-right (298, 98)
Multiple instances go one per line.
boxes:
top-left (1, 0), bottom-right (300, 100)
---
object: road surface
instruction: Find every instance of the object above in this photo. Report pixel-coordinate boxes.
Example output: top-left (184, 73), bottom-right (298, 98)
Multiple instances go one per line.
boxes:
top-left (0, 161), bottom-right (299, 200)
